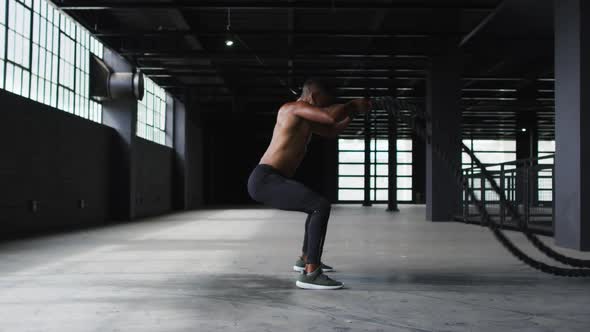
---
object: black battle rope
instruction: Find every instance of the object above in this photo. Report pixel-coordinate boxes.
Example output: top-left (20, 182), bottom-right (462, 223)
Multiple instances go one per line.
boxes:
top-left (372, 96), bottom-right (590, 277)
top-left (382, 97), bottom-right (590, 269)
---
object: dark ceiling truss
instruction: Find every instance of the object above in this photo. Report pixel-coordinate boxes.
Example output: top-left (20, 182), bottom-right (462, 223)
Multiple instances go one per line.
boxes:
top-left (118, 50), bottom-right (430, 59)
top-left (460, 0), bottom-right (506, 47)
top-left (95, 30), bottom-right (434, 39)
top-left (54, 0), bottom-right (556, 140)
top-left (57, 1), bottom-right (498, 11)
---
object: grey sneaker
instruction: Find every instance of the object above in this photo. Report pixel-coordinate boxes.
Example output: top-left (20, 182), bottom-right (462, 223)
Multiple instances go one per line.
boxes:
top-left (293, 257), bottom-right (306, 272)
top-left (296, 268), bottom-right (343, 290)
top-left (293, 257), bottom-right (334, 272)
top-left (320, 262), bottom-right (334, 272)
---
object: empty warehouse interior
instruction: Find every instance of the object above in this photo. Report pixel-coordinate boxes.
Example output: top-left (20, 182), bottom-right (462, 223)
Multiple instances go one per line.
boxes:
top-left (1, 0), bottom-right (590, 331)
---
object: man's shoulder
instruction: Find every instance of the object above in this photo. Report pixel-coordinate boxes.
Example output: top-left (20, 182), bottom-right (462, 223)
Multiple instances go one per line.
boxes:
top-left (281, 100), bottom-right (309, 111)
top-left (277, 102), bottom-right (310, 126)
top-left (279, 101), bottom-right (307, 117)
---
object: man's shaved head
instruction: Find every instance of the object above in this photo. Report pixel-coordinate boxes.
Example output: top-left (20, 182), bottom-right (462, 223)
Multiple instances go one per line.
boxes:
top-left (300, 78), bottom-right (336, 107)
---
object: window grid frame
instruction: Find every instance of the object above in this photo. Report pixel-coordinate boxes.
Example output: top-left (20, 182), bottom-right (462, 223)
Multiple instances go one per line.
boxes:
top-left (31, 1), bottom-right (62, 108)
top-left (537, 140), bottom-right (555, 203)
top-left (4, 0), bottom-right (32, 97)
top-left (137, 76), bottom-right (167, 145)
top-left (0, 0), bottom-right (7, 89)
top-left (2, 0), bottom-right (104, 123)
top-left (57, 15), bottom-right (75, 114)
top-left (337, 138), bottom-right (413, 203)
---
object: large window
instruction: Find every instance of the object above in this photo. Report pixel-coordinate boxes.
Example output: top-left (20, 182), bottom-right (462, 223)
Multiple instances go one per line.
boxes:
top-left (396, 139), bottom-right (413, 201)
top-left (0, 0), bottom-right (6, 89)
top-left (338, 138), bottom-right (413, 203)
top-left (57, 13), bottom-right (75, 113)
top-left (31, 0), bottom-right (58, 107)
top-left (5, 0), bottom-right (31, 98)
top-left (2, 0), bottom-right (103, 122)
top-left (538, 140), bottom-right (555, 202)
top-left (137, 77), bottom-right (167, 145)
top-left (338, 138), bottom-right (364, 201)
top-left (369, 139), bottom-right (388, 201)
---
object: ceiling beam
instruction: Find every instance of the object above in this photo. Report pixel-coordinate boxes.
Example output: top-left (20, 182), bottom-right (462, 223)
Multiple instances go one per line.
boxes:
top-left (121, 50), bottom-right (429, 58)
top-left (460, 0), bottom-right (507, 47)
top-left (57, 1), bottom-right (497, 11)
top-left (94, 30), bottom-right (433, 38)
top-left (136, 63), bottom-right (427, 71)
top-left (142, 72), bottom-right (425, 79)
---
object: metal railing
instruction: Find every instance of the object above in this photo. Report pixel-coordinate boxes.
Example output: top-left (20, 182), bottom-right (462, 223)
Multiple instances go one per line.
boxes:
top-left (459, 154), bottom-right (555, 235)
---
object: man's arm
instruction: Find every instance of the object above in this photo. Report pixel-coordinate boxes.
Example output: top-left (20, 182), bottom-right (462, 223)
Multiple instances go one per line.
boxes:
top-left (325, 98), bottom-right (371, 122)
top-left (291, 102), bottom-right (336, 124)
top-left (310, 116), bottom-right (352, 139)
top-left (290, 98), bottom-right (370, 125)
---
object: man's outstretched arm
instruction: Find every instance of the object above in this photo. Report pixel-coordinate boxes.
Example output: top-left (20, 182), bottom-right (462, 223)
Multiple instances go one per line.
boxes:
top-left (291, 99), bottom-right (370, 124)
top-left (290, 102), bottom-right (336, 124)
top-left (310, 116), bottom-right (352, 139)
top-left (325, 98), bottom-right (371, 122)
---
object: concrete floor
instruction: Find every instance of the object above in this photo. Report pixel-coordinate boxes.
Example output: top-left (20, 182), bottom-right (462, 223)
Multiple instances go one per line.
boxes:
top-left (1, 205), bottom-right (590, 332)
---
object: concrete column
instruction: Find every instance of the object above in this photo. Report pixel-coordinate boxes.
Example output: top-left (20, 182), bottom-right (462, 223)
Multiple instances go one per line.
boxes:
top-left (412, 132), bottom-right (426, 204)
top-left (554, 0), bottom-right (590, 250)
top-left (172, 96), bottom-right (187, 210)
top-left (185, 90), bottom-right (205, 209)
top-left (515, 111), bottom-right (538, 206)
top-left (515, 85), bottom-right (539, 162)
top-left (101, 49), bottom-right (138, 221)
top-left (515, 113), bottom-right (538, 161)
top-left (363, 112), bottom-right (372, 206)
top-left (387, 107), bottom-right (398, 211)
top-left (426, 47), bottom-right (462, 221)
top-left (165, 94), bottom-right (174, 148)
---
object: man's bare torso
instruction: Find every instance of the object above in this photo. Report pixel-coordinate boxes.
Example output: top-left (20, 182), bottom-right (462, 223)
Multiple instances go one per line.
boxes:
top-left (259, 102), bottom-right (313, 177)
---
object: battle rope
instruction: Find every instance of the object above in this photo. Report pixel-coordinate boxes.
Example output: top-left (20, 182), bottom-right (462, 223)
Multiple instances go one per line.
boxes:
top-left (372, 96), bottom-right (590, 277)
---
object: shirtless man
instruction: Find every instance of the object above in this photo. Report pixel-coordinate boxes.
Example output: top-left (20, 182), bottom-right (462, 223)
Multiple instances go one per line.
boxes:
top-left (247, 79), bottom-right (371, 290)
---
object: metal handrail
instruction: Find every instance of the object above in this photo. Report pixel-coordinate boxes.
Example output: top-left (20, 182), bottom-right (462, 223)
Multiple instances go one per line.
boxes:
top-left (460, 154), bottom-right (555, 234)
top-left (462, 153), bottom-right (555, 173)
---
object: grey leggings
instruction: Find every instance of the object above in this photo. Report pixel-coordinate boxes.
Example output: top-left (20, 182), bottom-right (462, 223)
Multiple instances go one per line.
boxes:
top-left (247, 164), bottom-right (331, 264)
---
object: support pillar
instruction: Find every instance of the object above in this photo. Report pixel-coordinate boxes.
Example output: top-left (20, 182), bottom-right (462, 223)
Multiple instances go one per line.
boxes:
top-left (412, 132), bottom-right (426, 204)
top-left (515, 110), bottom-right (538, 207)
top-left (184, 89), bottom-right (205, 209)
top-left (101, 49), bottom-right (138, 221)
top-left (426, 47), bottom-right (462, 221)
top-left (363, 112), bottom-right (372, 207)
top-left (172, 95), bottom-right (188, 210)
top-left (554, 0), bottom-right (590, 250)
top-left (515, 113), bottom-right (538, 161)
top-left (387, 107), bottom-right (398, 211)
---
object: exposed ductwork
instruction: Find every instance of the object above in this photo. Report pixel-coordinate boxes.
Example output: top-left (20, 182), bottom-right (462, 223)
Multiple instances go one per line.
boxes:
top-left (89, 55), bottom-right (145, 101)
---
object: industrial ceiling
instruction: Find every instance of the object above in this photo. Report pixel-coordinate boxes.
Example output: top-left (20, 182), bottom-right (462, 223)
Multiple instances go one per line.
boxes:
top-left (54, 0), bottom-right (555, 140)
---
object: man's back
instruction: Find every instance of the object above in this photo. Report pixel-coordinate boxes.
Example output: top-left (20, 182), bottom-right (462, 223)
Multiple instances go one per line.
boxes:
top-left (259, 102), bottom-right (313, 177)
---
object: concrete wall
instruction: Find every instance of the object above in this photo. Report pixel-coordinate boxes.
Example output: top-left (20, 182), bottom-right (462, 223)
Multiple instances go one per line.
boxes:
top-left (135, 138), bottom-right (174, 218)
top-left (0, 89), bottom-right (113, 236)
top-left (173, 95), bottom-right (205, 210)
top-left (0, 89), bottom-right (178, 237)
